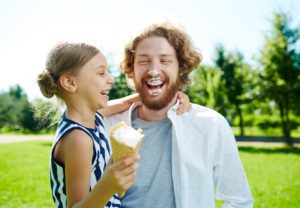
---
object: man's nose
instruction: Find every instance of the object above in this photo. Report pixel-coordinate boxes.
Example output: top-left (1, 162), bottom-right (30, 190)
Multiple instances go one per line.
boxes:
top-left (148, 68), bottom-right (159, 77)
top-left (148, 63), bottom-right (160, 77)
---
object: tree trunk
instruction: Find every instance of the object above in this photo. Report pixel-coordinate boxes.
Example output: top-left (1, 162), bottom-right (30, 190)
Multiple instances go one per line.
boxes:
top-left (284, 120), bottom-right (292, 145)
top-left (236, 104), bottom-right (244, 136)
top-left (284, 103), bottom-right (293, 146)
top-left (279, 103), bottom-right (293, 146)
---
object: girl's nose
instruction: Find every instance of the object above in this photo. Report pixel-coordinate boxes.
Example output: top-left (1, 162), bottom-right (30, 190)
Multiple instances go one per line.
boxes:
top-left (108, 75), bottom-right (114, 84)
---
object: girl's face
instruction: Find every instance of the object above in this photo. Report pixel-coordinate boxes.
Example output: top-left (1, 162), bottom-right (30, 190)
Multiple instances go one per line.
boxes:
top-left (75, 52), bottom-right (114, 110)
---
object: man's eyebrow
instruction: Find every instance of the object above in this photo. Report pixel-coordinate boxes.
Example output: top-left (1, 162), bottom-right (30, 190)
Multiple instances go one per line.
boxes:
top-left (160, 54), bottom-right (175, 57)
top-left (135, 54), bottom-right (149, 57)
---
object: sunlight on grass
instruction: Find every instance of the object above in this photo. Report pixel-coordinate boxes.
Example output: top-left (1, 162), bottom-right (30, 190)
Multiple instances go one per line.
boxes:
top-left (0, 141), bottom-right (299, 207)
top-left (232, 126), bottom-right (300, 138)
top-left (0, 141), bottom-right (53, 208)
top-left (239, 146), bottom-right (300, 207)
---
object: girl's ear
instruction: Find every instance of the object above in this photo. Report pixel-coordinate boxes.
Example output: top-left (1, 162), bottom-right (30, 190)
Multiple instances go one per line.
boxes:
top-left (59, 74), bottom-right (77, 92)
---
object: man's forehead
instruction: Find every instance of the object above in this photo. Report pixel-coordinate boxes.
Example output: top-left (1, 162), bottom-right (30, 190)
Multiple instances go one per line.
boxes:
top-left (135, 53), bottom-right (175, 57)
top-left (134, 37), bottom-right (176, 54)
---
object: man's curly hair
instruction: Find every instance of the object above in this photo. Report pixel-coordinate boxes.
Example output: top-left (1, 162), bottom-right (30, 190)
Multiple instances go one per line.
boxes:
top-left (120, 22), bottom-right (202, 88)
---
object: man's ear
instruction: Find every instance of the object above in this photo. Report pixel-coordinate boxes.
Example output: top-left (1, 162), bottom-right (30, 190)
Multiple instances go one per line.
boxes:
top-left (59, 74), bottom-right (77, 92)
top-left (126, 74), bottom-right (136, 91)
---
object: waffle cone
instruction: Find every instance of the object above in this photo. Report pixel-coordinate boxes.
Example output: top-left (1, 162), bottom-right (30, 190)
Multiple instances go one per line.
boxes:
top-left (109, 121), bottom-right (143, 197)
top-left (110, 135), bottom-right (142, 162)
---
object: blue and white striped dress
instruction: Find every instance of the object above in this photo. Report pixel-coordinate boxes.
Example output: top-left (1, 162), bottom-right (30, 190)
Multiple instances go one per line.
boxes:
top-left (50, 112), bottom-right (121, 208)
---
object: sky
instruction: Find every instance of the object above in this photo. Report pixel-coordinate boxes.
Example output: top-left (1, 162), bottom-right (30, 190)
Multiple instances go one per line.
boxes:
top-left (0, 0), bottom-right (299, 101)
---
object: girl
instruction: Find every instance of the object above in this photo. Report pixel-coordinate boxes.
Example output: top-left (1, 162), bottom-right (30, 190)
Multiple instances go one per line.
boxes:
top-left (37, 42), bottom-right (190, 208)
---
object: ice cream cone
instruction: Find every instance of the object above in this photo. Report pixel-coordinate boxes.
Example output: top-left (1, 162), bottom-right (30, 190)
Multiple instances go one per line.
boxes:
top-left (109, 121), bottom-right (143, 197)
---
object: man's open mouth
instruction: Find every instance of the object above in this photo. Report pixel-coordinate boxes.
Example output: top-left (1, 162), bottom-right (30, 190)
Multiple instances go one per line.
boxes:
top-left (145, 77), bottom-right (165, 95)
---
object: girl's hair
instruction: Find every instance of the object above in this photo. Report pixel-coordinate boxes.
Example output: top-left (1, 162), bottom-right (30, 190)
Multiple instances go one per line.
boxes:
top-left (37, 42), bottom-right (99, 98)
top-left (120, 22), bottom-right (202, 88)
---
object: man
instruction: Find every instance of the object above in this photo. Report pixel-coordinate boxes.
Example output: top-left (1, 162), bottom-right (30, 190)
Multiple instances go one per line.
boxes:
top-left (105, 22), bottom-right (253, 208)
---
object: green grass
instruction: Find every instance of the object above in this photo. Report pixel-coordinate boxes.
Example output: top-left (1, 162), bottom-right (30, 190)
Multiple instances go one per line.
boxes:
top-left (0, 141), bottom-right (300, 207)
top-left (232, 126), bottom-right (300, 138)
top-left (237, 146), bottom-right (300, 207)
top-left (0, 141), bottom-right (53, 208)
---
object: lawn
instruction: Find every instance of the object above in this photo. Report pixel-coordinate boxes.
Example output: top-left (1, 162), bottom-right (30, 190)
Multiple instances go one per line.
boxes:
top-left (216, 146), bottom-right (300, 208)
top-left (232, 126), bottom-right (300, 138)
top-left (0, 141), bottom-right (299, 208)
top-left (0, 141), bottom-right (53, 208)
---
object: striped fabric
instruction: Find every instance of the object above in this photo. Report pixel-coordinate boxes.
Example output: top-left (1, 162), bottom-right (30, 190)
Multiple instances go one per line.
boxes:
top-left (50, 112), bottom-right (121, 208)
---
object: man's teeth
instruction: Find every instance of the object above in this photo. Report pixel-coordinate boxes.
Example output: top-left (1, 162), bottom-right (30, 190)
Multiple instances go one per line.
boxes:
top-left (149, 88), bottom-right (162, 95)
top-left (147, 78), bottom-right (163, 86)
top-left (146, 77), bottom-right (163, 95)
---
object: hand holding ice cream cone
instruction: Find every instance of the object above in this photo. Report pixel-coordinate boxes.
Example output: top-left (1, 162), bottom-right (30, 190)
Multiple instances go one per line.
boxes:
top-left (109, 121), bottom-right (144, 197)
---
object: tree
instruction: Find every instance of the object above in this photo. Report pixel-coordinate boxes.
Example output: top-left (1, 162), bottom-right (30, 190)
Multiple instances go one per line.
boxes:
top-left (9, 85), bottom-right (27, 100)
top-left (0, 85), bottom-right (30, 131)
top-left (0, 92), bottom-right (17, 129)
top-left (109, 72), bottom-right (133, 99)
top-left (185, 65), bottom-right (234, 120)
top-left (259, 11), bottom-right (300, 145)
top-left (186, 65), bottom-right (220, 106)
top-left (0, 85), bottom-right (43, 132)
top-left (20, 102), bottom-right (40, 132)
top-left (214, 45), bottom-right (256, 136)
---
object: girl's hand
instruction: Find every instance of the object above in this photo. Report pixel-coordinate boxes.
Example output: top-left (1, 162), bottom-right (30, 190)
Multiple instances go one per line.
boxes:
top-left (102, 154), bottom-right (140, 194)
top-left (176, 91), bottom-right (192, 115)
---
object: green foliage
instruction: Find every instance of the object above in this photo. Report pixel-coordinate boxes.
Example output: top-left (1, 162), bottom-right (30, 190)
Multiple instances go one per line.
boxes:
top-left (9, 85), bottom-right (27, 100)
top-left (185, 64), bottom-right (235, 123)
top-left (20, 102), bottom-right (39, 132)
top-left (0, 85), bottom-right (57, 133)
top-left (109, 72), bottom-right (134, 99)
top-left (259, 11), bottom-right (300, 143)
top-left (214, 44), bottom-right (258, 134)
top-left (0, 93), bottom-right (18, 128)
top-left (186, 65), bottom-right (222, 107)
top-left (0, 85), bottom-right (30, 131)
top-left (250, 114), bottom-right (299, 131)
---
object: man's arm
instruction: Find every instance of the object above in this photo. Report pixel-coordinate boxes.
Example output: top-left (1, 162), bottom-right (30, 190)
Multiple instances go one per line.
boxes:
top-left (213, 117), bottom-right (253, 208)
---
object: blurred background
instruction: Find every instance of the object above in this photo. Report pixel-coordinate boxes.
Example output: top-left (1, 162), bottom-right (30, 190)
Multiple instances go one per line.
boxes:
top-left (0, 0), bottom-right (299, 207)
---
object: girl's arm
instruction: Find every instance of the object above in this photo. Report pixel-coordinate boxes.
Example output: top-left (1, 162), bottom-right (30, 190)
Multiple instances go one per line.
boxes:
top-left (55, 129), bottom-right (139, 208)
top-left (99, 91), bottom-right (192, 117)
top-left (98, 93), bottom-right (140, 117)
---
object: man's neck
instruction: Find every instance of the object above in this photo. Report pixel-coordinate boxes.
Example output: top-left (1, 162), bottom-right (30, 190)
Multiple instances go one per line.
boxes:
top-left (137, 96), bottom-right (177, 121)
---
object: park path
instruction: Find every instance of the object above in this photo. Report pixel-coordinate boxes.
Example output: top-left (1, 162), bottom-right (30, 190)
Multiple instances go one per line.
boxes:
top-left (0, 134), bottom-right (298, 147)
top-left (0, 134), bottom-right (53, 144)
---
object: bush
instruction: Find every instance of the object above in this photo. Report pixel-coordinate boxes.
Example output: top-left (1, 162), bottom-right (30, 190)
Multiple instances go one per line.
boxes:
top-left (255, 116), bottom-right (299, 130)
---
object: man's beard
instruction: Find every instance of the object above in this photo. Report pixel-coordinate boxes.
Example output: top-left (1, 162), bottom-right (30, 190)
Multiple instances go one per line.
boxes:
top-left (135, 76), bottom-right (181, 110)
